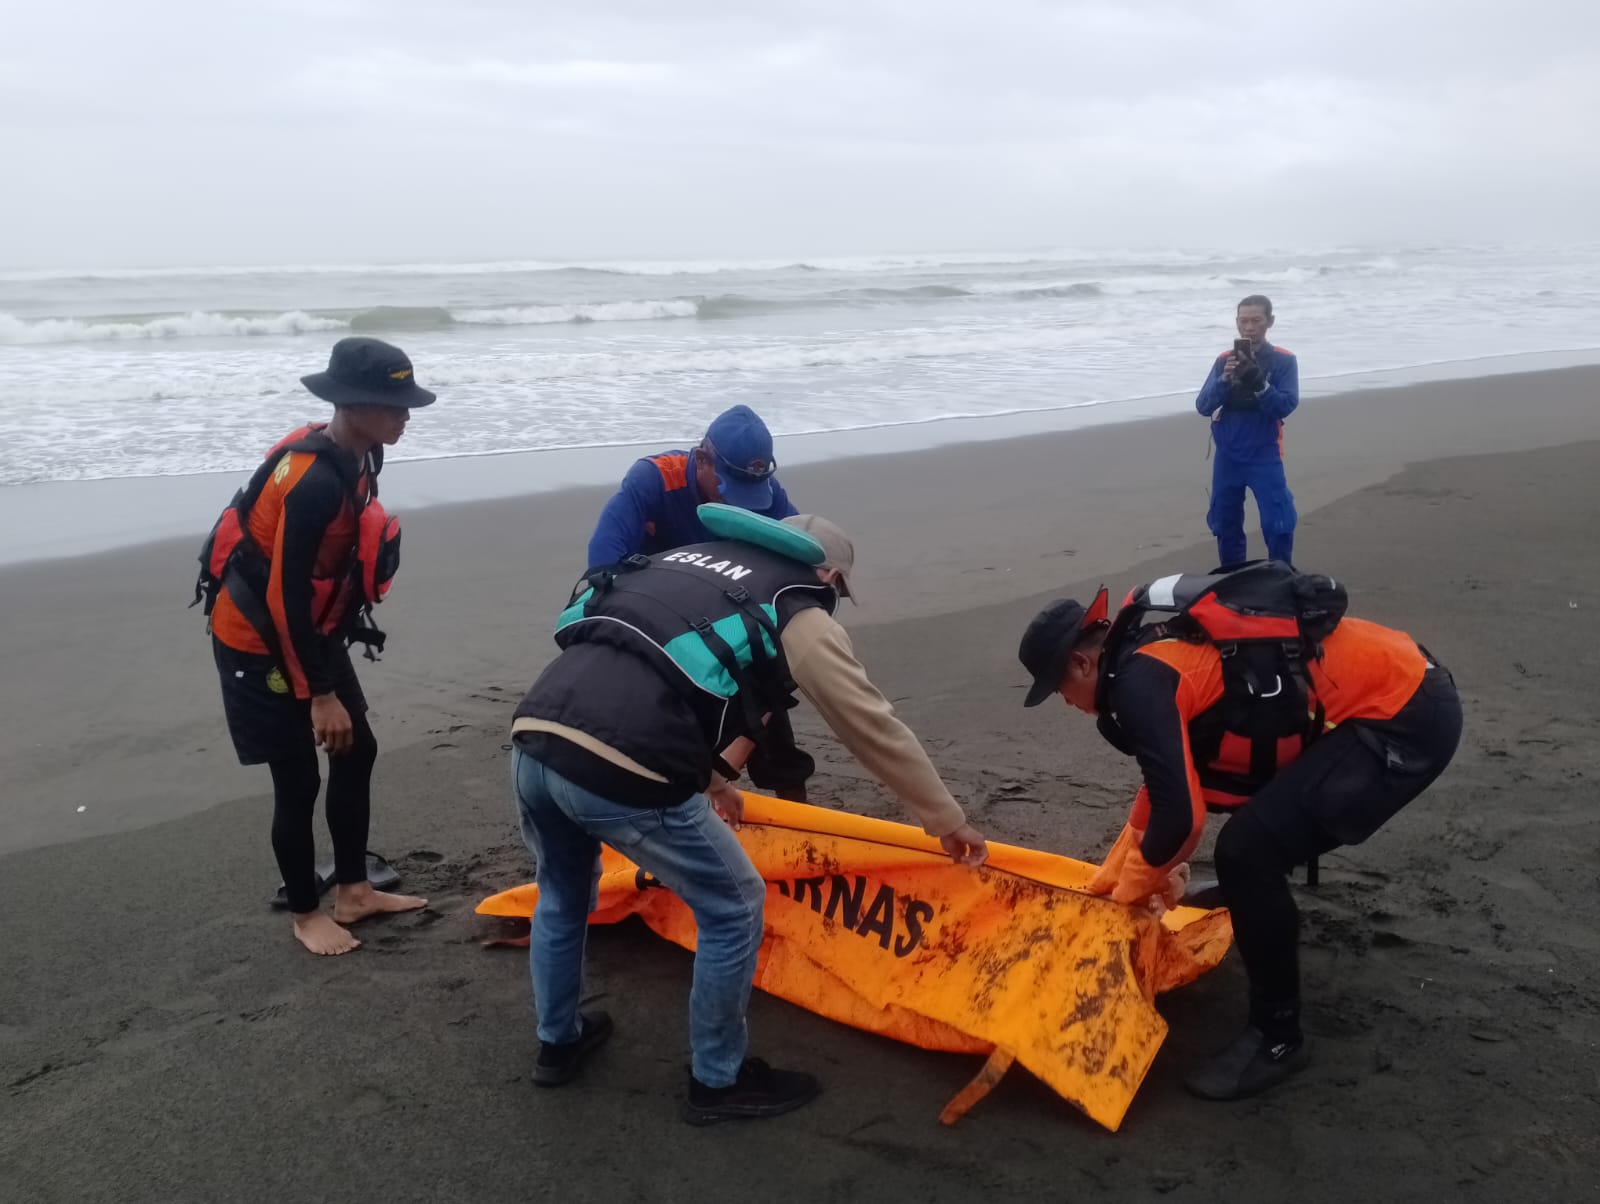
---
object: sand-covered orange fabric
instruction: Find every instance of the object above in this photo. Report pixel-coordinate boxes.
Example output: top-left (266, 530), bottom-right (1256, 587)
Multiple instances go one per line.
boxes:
top-left (478, 794), bottom-right (1232, 1131)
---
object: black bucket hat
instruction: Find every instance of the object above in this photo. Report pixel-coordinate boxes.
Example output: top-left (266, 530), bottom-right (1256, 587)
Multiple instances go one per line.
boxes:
top-left (1018, 587), bottom-right (1110, 707)
top-left (301, 337), bottom-right (436, 409)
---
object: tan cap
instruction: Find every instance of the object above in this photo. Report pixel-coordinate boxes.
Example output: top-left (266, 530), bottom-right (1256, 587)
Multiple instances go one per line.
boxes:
top-left (782, 514), bottom-right (856, 601)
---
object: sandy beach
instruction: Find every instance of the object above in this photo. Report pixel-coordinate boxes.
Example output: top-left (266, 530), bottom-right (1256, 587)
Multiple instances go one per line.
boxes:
top-left (3, 367), bottom-right (1599, 1202)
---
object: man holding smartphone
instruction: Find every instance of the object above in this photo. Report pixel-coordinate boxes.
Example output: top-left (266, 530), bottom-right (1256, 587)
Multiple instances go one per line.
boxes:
top-left (1194, 295), bottom-right (1300, 567)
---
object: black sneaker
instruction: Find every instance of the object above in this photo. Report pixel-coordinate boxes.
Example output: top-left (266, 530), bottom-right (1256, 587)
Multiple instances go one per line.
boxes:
top-left (1184, 1026), bottom-right (1310, 1101)
top-left (533, 1010), bottom-right (614, 1087)
top-left (682, 1057), bottom-right (821, 1125)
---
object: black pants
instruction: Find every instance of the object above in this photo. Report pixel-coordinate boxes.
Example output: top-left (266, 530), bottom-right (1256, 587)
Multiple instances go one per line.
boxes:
top-left (1213, 664), bottom-right (1463, 1039)
top-left (214, 638), bottom-right (377, 914)
top-left (745, 704), bottom-right (814, 803)
top-left (268, 713), bottom-right (378, 914)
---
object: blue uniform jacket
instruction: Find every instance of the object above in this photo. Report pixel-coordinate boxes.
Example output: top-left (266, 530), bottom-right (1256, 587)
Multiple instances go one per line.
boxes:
top-left (1195, 343), bottom-right (1300, 463)
top-left (586, 449), bottom-right (798, 570)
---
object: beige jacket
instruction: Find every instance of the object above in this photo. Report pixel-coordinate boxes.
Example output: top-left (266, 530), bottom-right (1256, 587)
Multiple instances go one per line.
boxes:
top-left (512, 605), bottom-right (966, 836)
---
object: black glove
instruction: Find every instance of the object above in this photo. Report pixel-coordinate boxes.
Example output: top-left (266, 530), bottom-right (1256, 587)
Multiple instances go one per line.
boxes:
top-left (1236, 361), bottom-right (1266, 393)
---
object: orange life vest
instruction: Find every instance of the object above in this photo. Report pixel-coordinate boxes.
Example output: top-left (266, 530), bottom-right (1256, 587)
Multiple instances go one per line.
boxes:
top-left (192, 424), bottom-right (401, 677)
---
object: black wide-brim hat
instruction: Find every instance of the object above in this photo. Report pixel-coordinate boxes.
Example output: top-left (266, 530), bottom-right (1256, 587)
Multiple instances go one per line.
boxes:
top-left (301, 336), bottom-right (436, 409)
top-left (1019, 586), bottom-right (1110, 707)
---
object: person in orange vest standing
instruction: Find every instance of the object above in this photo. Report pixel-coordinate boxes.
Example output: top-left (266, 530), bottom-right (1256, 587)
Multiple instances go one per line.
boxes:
top-left (1017, 564), bottom-right (1462, 1099)
top-left (201, 337), bottom-right (434, 956)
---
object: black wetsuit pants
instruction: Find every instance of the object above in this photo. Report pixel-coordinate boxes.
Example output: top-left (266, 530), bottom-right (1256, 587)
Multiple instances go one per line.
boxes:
top-left (214, 638), bottom-right (377, 914)
top-left (745, 704), bottom-right (815, 803)
top-left (1214, 663), bottom-right (1463, 1041)
top-left (268, 713), bottom-right (378, 914)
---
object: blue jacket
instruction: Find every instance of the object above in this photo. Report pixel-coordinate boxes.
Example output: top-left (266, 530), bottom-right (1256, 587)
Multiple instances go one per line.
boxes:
top-left (1195, 343), bottom-right (1299, 462)
top-left (586, 450), bottom-right (798, 570)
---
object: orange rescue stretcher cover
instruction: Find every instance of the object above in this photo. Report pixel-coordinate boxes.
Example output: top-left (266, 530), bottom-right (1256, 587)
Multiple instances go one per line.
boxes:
top-left (477, 793), bottom-right (1233, 1131)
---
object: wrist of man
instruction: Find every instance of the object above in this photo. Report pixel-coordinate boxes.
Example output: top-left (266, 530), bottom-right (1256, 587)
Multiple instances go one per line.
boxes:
top-left (924, 809), bottom-right (967, 839)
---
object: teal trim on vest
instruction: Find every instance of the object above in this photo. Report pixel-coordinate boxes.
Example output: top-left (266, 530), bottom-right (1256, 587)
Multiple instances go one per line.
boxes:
top-left (556, 587), bottom-right (595, 632)
top-left (657, 604), bottom-right (779, 697)
top-left (554, 587), bottom-right (780, 698)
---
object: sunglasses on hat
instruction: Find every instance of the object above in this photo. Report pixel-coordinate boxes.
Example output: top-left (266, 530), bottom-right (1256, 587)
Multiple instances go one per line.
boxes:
top-left (705, 437), bottom-right (776, 483)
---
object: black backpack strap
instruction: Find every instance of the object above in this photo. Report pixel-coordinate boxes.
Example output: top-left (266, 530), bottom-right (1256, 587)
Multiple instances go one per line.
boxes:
top-left (1094, 619), bottom-right (1175, 755)
top-left (1186, 705), bottom-right (1226, 766)
top-left (582, 557), bottom-right (803, 747)
top-left (242, 432), bottom-right (350, 517)
top-left (689, 615), bottom-right (770, 738)
top-left (723, 584), bottom-right (789, 681)
top-left (220, 556), bottom-right (284, 666)
top-left (641, 564), bottom-right (797, 742)
top-left (573, 554), bottom-right (652, 611)
top-left (345, 608), bottom-right (388, 662)
top-left (1248, 731), bottom-right (1279, 785)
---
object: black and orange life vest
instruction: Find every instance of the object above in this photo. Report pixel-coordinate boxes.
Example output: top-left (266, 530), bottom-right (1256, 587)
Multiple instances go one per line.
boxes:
top-left (1095, 561), bottom-right (1350, 808)
top-left (192, 423), bottom-right (401, 669)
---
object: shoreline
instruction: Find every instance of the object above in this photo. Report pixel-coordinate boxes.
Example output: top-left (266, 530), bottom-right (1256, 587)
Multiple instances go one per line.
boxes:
top-left (4, 348), bottom-right (1599, 569)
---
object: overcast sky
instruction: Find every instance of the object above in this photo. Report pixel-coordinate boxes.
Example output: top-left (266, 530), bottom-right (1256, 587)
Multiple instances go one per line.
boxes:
top-left (3, 0), bottom-right (1596, 269)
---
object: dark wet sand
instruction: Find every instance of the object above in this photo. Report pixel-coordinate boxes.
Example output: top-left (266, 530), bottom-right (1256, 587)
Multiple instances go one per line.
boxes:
top-left (3, 370), bottom-right (1598, 1202)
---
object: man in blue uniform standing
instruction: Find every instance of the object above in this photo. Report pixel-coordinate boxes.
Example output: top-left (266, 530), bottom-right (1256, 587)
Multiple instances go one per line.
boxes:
top-left (586, 404), bottom-right (812, 802)
top-left (587, 405), bottom-right (798, 571)
top-left (1195, 295), bottom-right (1300, 567)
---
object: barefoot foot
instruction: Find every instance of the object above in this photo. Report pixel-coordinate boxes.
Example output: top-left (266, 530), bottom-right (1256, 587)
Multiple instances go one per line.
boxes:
top-left (292, 911), bottom-right (361, 956)
top-left (333, 882), bottom-right (429, 924)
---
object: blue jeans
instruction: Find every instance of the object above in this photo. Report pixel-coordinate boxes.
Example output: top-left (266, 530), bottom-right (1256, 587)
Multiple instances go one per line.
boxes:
top-left (1208, 452), bottom-right (1297, 567)
top-left (510, 748), bottom-right (767, 1088)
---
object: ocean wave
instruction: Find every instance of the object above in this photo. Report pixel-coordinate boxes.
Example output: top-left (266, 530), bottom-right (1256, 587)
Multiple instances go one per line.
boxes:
top-left (850, 284), bottom-right (971, 299)
top-left (422, 326), bottom-right (1088, 385)
top-left (0, 260), bottom-right (580, 283)
top-left (0, 248), bottom-right (1109, 284)
top-left (1223, 258), bottom-right (1402, 286)
top-left (347, 306), bottom-right (455, 332)
top-left (0, 310), bottom-right (347, 344)
top-left (16, 325), bottom-right (1095, 404)
top-left (453, 299), bottom-right (700, 325)
top-left (969, 281), bottom-right (1104, 300)
top-left (0, 298), bottom-right (706, 343)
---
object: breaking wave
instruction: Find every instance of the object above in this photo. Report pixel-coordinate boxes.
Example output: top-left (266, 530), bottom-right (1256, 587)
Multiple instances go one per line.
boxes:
top-left (0, 299), bottom-right (704, 343)
top-left (0, 310), bottom-right (346, 344)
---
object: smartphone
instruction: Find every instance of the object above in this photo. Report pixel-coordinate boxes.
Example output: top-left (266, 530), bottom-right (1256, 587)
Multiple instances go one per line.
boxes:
top-left (1233, 338), bottom-right (1253, 358)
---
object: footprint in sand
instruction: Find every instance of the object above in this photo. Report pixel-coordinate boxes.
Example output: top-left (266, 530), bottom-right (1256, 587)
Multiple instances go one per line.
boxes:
top-left (10, 1062), bottom-right (61, 1089)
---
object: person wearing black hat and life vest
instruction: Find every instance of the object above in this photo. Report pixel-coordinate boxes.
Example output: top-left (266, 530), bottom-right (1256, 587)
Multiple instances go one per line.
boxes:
top-left (1017, 571), bottom-right (1462, 1100)
top-left (587, 404), bottom-right (813, 804)
top-left (509, 512), bottom-right (988, 1123)
top-left (201, 337), bottom-right (434, 956)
